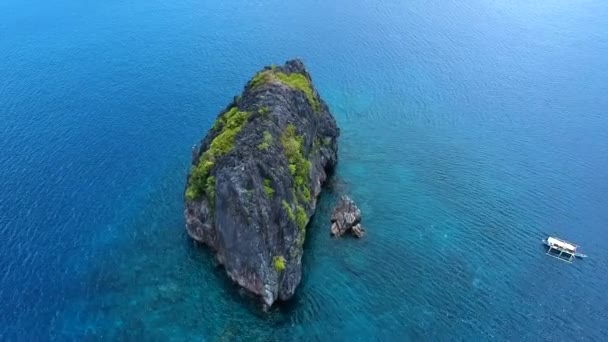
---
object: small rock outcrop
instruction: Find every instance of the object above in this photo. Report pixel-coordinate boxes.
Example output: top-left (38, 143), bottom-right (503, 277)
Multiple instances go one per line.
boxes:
top-left (330, 196), bottom-right (365, 238)
top-left (184, 59), bottom-right (339, 307)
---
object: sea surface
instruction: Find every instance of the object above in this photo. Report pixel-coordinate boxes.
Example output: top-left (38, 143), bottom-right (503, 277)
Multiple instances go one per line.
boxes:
top-left (1, 0), bottom-right (607, 340)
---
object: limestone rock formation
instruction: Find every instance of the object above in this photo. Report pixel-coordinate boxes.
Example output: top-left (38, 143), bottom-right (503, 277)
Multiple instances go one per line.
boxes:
top-left (330, 196), bottom-right (365, 238)
top-left (184, 59), bottom-right (339, 307)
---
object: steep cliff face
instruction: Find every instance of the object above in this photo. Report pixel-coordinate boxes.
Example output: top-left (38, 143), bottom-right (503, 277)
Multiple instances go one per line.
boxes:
top-left (184, 59), bottom-right (339, 306)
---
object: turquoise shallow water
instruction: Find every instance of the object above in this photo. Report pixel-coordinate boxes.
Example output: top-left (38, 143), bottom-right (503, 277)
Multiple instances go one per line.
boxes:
top-left (1, 0), bottom-right (608, 340)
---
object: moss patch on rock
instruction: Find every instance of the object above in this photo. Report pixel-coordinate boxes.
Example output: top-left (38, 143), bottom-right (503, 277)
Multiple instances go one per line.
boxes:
top-left (282, 200), bottom-right (295, 221)
top-left (258, 130), bottom-right (273, 151)
top-left (249, 69), bottom-right (319, 111)
top-left (273, 256), bottom-right (286, 272)
top-left (295, 205), bottom-right (307, 231)
top-left (263, 178), bottom-right (274, 199)
top-left (274, 72), bottom-right (319, 111)
top-left (186, 107), bottom-right (249, 201)
top-left (249, 71), bottom-right (272, 90)
top-left (281, 124), bottom-right (312, 205)
top-left (278, 124), bottom-right (312, 238)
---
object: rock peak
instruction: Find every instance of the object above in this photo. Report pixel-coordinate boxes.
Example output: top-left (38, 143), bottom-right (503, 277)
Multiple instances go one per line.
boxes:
top-left (283, 58), bottom-right (307, 73)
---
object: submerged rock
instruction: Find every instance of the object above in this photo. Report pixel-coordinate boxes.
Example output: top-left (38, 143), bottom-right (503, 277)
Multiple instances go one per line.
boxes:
top-left (330, 196), bottom-right (365, 238)
top-left (184, 59), bottom-right (339, 307)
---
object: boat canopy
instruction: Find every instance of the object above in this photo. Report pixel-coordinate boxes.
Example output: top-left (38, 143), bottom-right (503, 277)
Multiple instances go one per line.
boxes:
top-left (547, 237), bottom-right (577, 253)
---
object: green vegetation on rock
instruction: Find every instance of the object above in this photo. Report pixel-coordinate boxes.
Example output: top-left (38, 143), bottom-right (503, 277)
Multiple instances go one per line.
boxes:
top-left (282, 200), bottom-right (295, 221)
top-left (281, 124), bottom-right (312, 205)
top-left (299, 186), bottom-right (311, 203)
top-left (258, 106), bottom-right (270, 119)
top-left (186, 107), bottom-right (249, 201)
top-left (258, 130), bottom-right (273, 151)
top-left (263, 178), bottom-right (274, 199)
top-left (295, 205), bottom-right (307, 230)
top-left (278, 124), bottom-right (312, 235)
top-left (249, 68), bottom-right (319, 112)
top-left (274, 71), bottom-right (319, 111)
top-left (250, 71), bottom-right (272, 89)
top-left (210, 107), bottom-right (250, 155)
top-left (273, 255), bottom-right (286, 272)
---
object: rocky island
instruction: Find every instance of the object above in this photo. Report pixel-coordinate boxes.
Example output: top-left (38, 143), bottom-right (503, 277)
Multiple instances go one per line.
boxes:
top-left (184, 59), bottom-right (339, 307)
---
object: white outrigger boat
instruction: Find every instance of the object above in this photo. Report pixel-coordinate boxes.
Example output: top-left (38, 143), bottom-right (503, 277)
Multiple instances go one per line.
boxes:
top-left (542, 236), bottom-right (587, 263)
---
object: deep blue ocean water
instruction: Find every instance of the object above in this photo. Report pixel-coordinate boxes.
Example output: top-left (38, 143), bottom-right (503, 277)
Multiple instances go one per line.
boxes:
top-left (1, 0), bottom-right (608, 340)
